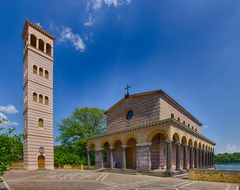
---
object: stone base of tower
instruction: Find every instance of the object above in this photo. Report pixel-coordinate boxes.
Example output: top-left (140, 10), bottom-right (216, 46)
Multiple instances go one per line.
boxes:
top-left (24, 135), bottom-right (54, 170)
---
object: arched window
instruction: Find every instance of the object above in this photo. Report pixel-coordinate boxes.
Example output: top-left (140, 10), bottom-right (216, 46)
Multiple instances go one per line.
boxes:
top-left (38, 39), bottom-right (44, 52)
top-left (192, 126), bottom-right (194, 130)
top-left (45, 96), bottom-right (49, 105)
top-left (38, 118), bottom-right (44, 128)
top-left (39, 94), bottom-right (43, 103)
top-left (30, 34), bottom-right (37, 47)
top-left (171, 113), bottom-right (174, 119)
top-left (33, 65), bottom-right (37, 74)
top-left (45, 70), bottom-right (49, 79)
top-left (177, 117), bottom-right (180, 121)
top-left (33, 92), bottom-right (37, 102)
top-left (188, 124), bottom-right (190, 127)
top-left (183, 121), bottom-right (185, 125)
top-left (39, 68), bottom-right (43, 77)
top-left (46, 43), bottom-right (52, 56)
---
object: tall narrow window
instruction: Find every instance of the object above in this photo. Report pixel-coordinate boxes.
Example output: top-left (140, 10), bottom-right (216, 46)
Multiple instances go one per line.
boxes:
top-left (38, 118), bottom-right (44, 128)
top-left (177, 117), bottom-right (180, 121)
top-left (38, 39), bottom-right (44, 52)
top-left (45, 70), bottom-right (49, 79)
top-left (30, 34), bottom-right (37, 47)
top-left (33, 92), bottom-right (37, 102)
top-left (46, 43), bottom-right (51, 56)
top-left (45, 96), bottom-right (49, 105)
top-left (171, 113), bottom-right (174, 119)
top-left (39, 68), bottom-right (43, 77)
top-left (39, 94), bottom-right (43, 103)
top-left (183, 121), bottom-right (185, 125)
top-left (33, 65), bottom-right (37, 74)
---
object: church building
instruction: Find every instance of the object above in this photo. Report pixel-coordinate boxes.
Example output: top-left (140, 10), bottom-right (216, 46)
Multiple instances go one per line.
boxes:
top-left (87, 90), bottom-right (215, 175)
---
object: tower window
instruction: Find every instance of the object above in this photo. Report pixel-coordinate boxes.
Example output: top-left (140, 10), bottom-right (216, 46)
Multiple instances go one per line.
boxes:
top-left (39, 68), bottom-right (43, 77)
top-left (39, 94), bottom-right (43, 103)
top-left (46, 43), bottom-right (52, 56)
top-left (177, 117), bottom-right (180, 121)
top-left (33, 65), bottom-right (37, 74)
top-left (171, 113), bottom-right (174, 119)
top-left (38, 118), bottom-right (44, 128)
top-left (33, 92), bottom-right (37, 102)
top-left (183, 121), bottom-right (185, 125)
top-left (38, 39), bottom-right (44, 52)
top-left (45, 96), bottom-right (49, 105)
top-left (45, 70), bottom-right (49, 79)
top-left (30, 34), bottom-right (37, 47)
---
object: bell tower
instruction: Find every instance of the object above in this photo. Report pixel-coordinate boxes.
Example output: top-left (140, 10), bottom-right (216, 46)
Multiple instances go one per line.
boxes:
top-left (22, 19), bottom-right (55, 170)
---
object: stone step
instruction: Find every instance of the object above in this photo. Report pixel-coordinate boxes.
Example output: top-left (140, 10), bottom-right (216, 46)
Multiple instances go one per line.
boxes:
top-left (101, 168), bottom-right (138, 175)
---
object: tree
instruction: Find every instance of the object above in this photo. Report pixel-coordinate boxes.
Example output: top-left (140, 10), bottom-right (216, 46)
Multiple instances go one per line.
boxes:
top-left (214, 152), bottom-right (240, 164)
top-left (56, 107), bottom-right (106, 165)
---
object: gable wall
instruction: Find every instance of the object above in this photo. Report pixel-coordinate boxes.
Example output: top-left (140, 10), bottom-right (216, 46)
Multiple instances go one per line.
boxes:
top-left (107, 94), bottom-right (161, 133)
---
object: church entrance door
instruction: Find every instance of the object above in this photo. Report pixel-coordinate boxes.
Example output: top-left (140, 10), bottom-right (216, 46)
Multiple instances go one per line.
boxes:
top-left (38, 155), bottom-right (45, 169)
top-left (126, 147), bottom-right (133, 169)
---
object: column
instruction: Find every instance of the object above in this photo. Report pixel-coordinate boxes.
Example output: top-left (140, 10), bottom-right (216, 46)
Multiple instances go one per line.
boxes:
top-left (86, 148), bottom-right (90, 167)
top-left (95, 148), bottom-right (104, 168)
top-left (176, 142), bottom-right (181, 171)
top-left (194, 148), bottom-right (198, 168)
top-left (136, 143), bottom-right (152, 171)
top-left (202, 150), bottom-right (205, 167)
top-left (199, 148), bottom-right (202, 167)
top-left (110, 146), bottom-right (114, 169)
top-left (189, 146), bottom-right (193, 169)
top-left (205, 151), bottom-right (207, 166)
top-left (122, 145), bottom-right (127, 169)
top-left (43, 43), bottom-right (46, 54)
top-left (36, 38), bottom-right (39, 49)
top-left (165, 140), bottom-right (173, 176)
top-left (206, 150), bottom-right (209, 166)
top-left (183, 144), bottom-right (188, 170)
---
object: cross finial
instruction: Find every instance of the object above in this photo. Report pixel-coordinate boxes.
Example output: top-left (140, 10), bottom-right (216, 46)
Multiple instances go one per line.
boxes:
top-left (125, 84), bottom-right (131, 97)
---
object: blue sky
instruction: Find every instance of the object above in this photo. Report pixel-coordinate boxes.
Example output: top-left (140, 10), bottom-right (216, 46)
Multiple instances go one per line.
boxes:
top-left (0, 0), bottom-right (240, 153)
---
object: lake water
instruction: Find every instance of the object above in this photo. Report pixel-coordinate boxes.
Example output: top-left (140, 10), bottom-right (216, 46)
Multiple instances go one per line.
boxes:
top-left (214, 164), bottom-right (240, 170)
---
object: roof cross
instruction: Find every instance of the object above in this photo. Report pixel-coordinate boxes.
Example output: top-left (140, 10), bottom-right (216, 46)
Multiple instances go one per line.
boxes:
top-left (125, 84), bottom-right (131, 97)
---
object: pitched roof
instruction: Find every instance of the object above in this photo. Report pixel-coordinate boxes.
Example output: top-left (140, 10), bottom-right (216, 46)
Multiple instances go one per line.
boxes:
top-left (106, 89), bottom-right (203, 126)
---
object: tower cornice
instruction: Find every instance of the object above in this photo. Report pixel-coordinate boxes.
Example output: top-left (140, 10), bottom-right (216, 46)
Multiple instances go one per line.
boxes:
top-left (22, 19), bottom-right (55, 41)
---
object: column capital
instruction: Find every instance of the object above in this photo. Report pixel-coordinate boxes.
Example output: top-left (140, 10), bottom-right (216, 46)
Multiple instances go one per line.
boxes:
top-left (110, 146), bottom-right (114, 150)
top-left (183, 144), bottom-right (188, 147)
top-left (121, 145), bottom-right (127, 148)
top-left (165, 140), bottom-right (172, 144)
top-left (95, 148), bottom-right (103, 151)
top-left (175, 142), bottom-right (181, 145)
top-left (136, 142), bottom-right (152, 147)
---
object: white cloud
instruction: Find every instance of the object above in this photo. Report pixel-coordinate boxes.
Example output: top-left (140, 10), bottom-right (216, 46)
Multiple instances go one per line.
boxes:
top-left (0, 112), bottom-right (18, 126)
top-left (226, 144), bottom-right (240, 153)
top-left (91, 0), bottom-right (132, 10)
top-left (0, 105), bottom-right (18, 114)
top-left (59, 27), bottom-right (86, 52)
top-left (0, 112), bottom-right (7, 120)
top-left (84, 15), bottom-right (95, 26)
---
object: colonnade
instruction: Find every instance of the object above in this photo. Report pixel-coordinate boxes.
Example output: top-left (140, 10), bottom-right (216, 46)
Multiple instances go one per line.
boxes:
top-left (87, 139), bottom-right (214, 175)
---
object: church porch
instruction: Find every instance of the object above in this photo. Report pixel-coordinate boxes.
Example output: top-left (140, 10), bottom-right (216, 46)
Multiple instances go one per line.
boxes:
top-left (86, 119), bottom-right (215, 176)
